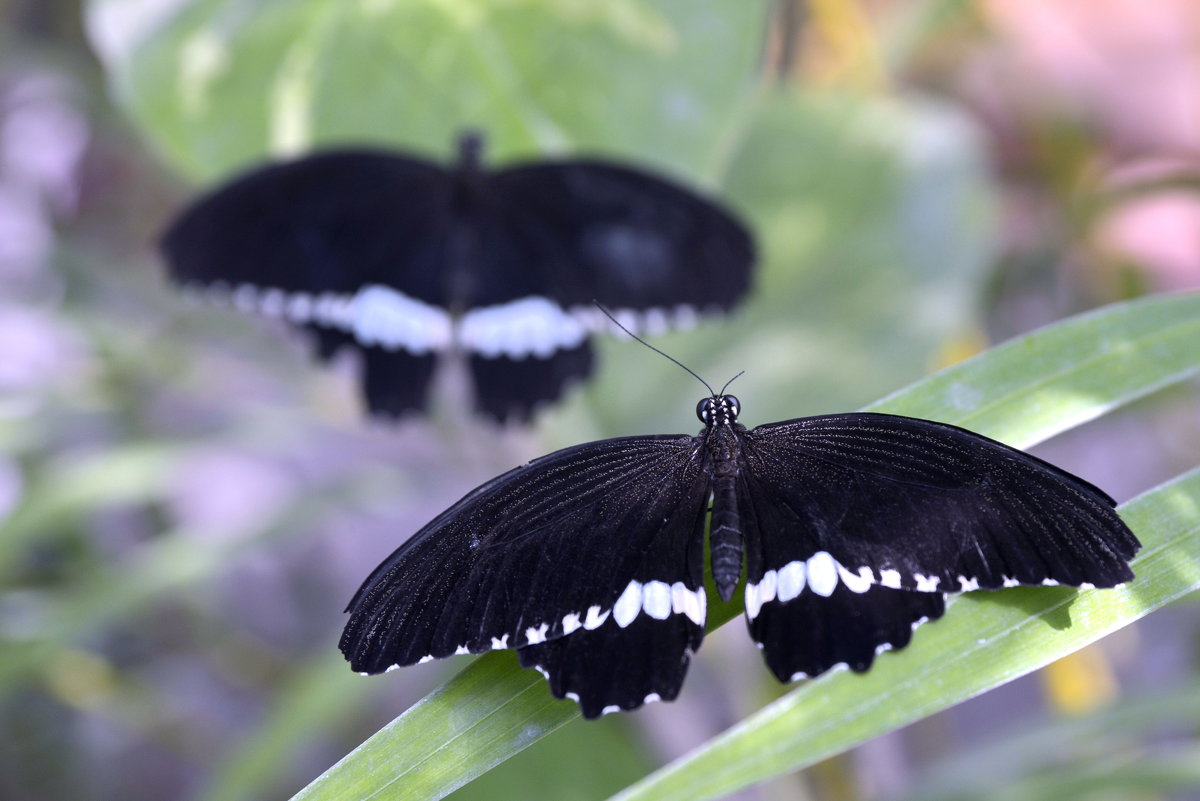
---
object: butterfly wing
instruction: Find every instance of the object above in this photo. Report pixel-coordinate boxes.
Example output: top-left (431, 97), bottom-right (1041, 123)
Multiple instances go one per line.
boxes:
top-left (340, 434), bottom-right (711, 717)
top-left (481, 161), bottom-right (754, 316)
top-left (454, 160), bottom-right (754, 421)
top-left (161, 150), bottom-right (455, 414)
top-left (468, 345), bottom-right (594, 423)
top-left (737, 412), bottom-right (1140, 681)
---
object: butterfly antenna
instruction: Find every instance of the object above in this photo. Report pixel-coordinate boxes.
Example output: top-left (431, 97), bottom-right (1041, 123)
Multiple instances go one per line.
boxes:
top-left (718, 371), bottom-right (745, 396)
top-left (594, 303), bottom-right (716, 397)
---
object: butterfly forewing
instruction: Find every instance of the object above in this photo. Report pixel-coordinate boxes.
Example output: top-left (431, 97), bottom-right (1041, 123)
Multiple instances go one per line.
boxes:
top-left (339, 433), bottom-right (710, 716)
top-left (484, 162), bottom-right (754, 312)
top-left (741, 413), bottom-right (1138, 592)
top-left (162, 151), bottom-right (454, 301)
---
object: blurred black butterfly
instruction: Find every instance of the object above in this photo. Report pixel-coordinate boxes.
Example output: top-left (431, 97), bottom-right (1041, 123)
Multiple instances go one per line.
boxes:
top-left (340, 392), bottom-right (1140, 718)
top-left (159, 133), bottom-right (754, 421)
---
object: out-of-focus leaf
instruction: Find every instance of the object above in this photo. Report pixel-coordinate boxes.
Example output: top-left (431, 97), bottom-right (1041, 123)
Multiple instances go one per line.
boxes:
top-left (0, 467), bottom-right (384, 694)
top-left (288, 291), bottom-right (1200, 801)
top-left (896, 681), bottom-right (1200, 801)
top-left (446, 713), bottom-right (657, 801)
top-left (202, 650), bottom-right (373, 801)
top-left (871, 291), bottom-right (1200, 448)
top-left (82, 0), bottom-right (767, 182)
top-left (0, 442), bottom-right (186, 576)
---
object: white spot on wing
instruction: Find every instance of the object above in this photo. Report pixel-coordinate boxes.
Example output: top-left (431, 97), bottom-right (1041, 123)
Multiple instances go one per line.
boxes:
top-left (613, 581), bottom-right (643, 628)
top-left (642, 580), bottom-right (671, 620)
top-left (914, 573), bottom-right (941, 592)
top-left (958, 576), bottom-right (980, 592)
top-left (879, 568), bottom-right (902, 589)
top-left (600, 704), bottom-right (622, 716)
top-left (777, 560), bottom-right (807, 602)
top-left (454, 645), bottom-right (470, 655)
top-left (583, 605), bottom-right (610, 630)
top-left (286, 293), bottom-right (313, 322)
top-left (1002, 577), bottom-right (1020, 588)
top-left (525, 622), bottom-right (549, 645)
top-left (347, 285), bottom-right (452, 353)
top-left (259, 288), bottom-right (286, 317)
top-left (565, 691), bottom-right (580, 702)
top-left (491, 634), bottom-right (509, 649)
top-left (644, 692), bottom-right (662, 704)
top-left (232, 283), bottom-right (258, 312)
top-left (836, 562), bottom-right (873, 594)
top-left (417, 655), bottom-right (434, 665)
top-left (1041, 578), bottom-right (1060, 587)
top-left (806, 552), bottom-right (838, 597)
top-left (461, 296), bottom-right (586, 358)
top-left (562, 612), bottom-right (582, 634)
top-left (671, 582), bottom-right (705, 626)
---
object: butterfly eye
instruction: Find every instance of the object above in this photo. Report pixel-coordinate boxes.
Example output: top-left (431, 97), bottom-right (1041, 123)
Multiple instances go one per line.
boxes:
top-left (723, 395), bottom-right (741, 420)
top-left (696, 398), bottom-right (714, 423)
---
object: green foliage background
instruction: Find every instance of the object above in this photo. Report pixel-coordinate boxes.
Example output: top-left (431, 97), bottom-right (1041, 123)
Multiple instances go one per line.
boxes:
top-left (0, 1), bottom-right (1195, 800)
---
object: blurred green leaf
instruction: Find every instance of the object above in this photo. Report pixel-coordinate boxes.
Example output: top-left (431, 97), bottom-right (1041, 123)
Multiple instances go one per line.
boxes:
top-left (202, 650), bottom-right (373, 801)
top-left (83, 0), bottom-right (767, 182)
top-left (0, 466), bottom-right (383, 694)
top-left (897, 681), bottom-right (1200, 801)
top-left (289, 292), bottom-right (1200, 801)
top-left (0, 442), bottom-right (186, 577)
top-left (872, 290), bottom-right (1200, 448)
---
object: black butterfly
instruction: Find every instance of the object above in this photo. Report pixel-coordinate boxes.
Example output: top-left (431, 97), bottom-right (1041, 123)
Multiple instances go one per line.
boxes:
top-left (158, 133), bottom-right (754, 422)
top-left (339, 393), bottom-right (1140, 718)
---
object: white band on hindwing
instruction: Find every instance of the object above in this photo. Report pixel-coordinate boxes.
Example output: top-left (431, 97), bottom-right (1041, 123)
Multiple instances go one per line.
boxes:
top-left (189, 282), bottom-right (710, 359)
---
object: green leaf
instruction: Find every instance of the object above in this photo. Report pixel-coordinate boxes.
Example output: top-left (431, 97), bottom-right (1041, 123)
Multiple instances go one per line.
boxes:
top-left (83, 0), bottom-right (768, 182)
top-left (289, 292), bottom-right (1200, 801)
top-left (896, 681), bottom-right (1200, 801)
top-left (605, 466), bottom-right (1200, 801)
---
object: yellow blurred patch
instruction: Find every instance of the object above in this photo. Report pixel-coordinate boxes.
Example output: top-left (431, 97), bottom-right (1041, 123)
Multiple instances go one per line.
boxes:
top-left (1042, 645), bottom-right (1118, 715)
top-left (803, 0), bottom-right (886, 89)
top-left (44, 649), bottom-right (117, 710)
top-left (930, 329), bottom-right (989, 371)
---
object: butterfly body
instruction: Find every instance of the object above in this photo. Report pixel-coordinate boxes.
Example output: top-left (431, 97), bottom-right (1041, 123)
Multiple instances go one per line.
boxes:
top-left (340, 395), bottom-right (1140, 717)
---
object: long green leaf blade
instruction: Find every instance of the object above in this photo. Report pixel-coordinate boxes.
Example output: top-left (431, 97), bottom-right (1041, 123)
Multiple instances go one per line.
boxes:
top-left (290, 290), bottom-right (1200, 801)
top-left (605, 466), bottom-right (1200, 801)
top-left (871, 290), bottom-right (1200, 447)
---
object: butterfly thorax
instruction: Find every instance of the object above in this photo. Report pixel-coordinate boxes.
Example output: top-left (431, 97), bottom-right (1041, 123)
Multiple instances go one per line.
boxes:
top-left (445, 133), bottom-right (489, 313)
top-left (696, 395), bottom-right (746, 601)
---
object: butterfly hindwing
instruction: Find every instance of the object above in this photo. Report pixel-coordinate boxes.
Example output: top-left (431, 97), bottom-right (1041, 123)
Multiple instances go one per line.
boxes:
top-left (750, 582), bottom-right (946, 682)
top-left (468, 343), bottom-right (595, 423)
top-left (339, 434), bottom-right (710, 716)
top-left (305, 326), bottom-right (437, 416)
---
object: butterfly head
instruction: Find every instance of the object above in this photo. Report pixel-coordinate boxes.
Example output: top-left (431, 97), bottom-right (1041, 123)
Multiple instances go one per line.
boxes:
top-left (697, 394), bottom-right (740, 428)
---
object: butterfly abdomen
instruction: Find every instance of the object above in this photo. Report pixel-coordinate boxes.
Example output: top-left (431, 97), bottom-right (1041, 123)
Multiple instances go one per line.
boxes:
top-left (707, 420), bottom-right (745, 602)
top-left (711, 472), bottom-right (743, 602)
